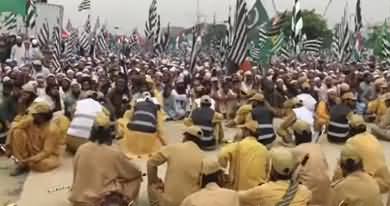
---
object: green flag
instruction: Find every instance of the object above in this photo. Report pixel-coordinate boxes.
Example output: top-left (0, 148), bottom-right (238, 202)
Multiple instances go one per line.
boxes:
top-left (247, 0), bottom-right (269, 42)
top-left (0, 0), bottom-right (27, 16)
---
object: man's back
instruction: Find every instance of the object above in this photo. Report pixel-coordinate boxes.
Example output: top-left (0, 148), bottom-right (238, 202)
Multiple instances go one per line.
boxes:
top-left (148, 141), bottom-right (204, 206)
top-left (239, 180), bottom-right (312, 206)
top-left (219, 137), bottom-right (269, 190)
top-left (180, 183), bottom-right (239, 206)
top-left (292, 143), bottom-right (331, 206)
top-left (330, 171), bottom-right (383, 206)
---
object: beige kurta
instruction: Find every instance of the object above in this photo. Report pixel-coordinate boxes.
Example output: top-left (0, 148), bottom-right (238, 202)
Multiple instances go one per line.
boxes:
top-left (218, 136), bottom-right (270, 190)
top-left (69, 142), bottom-right (142, 206)
top-left (330, 171), bottom-right (383, 206)
top-left (333, 132), bottom-right (390, 193)
top-left (292, 143), bottom-right (331, 206)
top-left (238, 180), bottom-right (312, 206)
top-left (7, 114), bottom-right (69, 172)
top-left (180, 183), bottom-right (240, 206)
top-left (147, 141), bottom-right (204, 206)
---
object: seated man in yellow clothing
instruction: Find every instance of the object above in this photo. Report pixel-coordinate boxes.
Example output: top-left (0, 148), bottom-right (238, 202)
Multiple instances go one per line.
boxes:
top-left (371, 93), bottom-right (390, 141)
top-left (180, 158), bottom-right (240, 206)
top-left (69, 112), bottom-right (142, 206)
top-left (147, 126), bottom-right (205, 206)
top-left (118, 92), bottom-right (166, 159)
top-left (330, 144), bottom-right (383, 206)
top-left (239, 147), bottom-right (312, 206)
top-left (6, 101), bottom-right (66, 176)
top-left (184, 95), bottom-right (224, 150)
top-left (218, 120), bottom-right (270, 190)
top-left (291, 121), bottom-right (331, 206)
top-left (366, 85), bottom-right (388, 123)
top-left (333, 114), bottom-right (390, 193)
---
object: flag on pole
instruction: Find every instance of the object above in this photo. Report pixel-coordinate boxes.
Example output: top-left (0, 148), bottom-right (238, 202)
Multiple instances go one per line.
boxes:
top-left (331, 4), bottom-right (352, 63)
top-left (0, 0), bottom-right (27, 16)
top-left (2, 12), bottom-right (17, 32)
top-left (38, 20), bottom-right (50, 48)
top-left (51, 25), bottom-right (62, 72)
top-left (354, 0), bottom-right (363, 60)
top-left (25, 0), bottom-right (37, 29)
top-left (291, 0), bottom-right (303, 54)
top-left (247, 0), bottom-right (269, 43)
top-left (189, 29), bottom-right (202, 74)
top-left (78, 0), bottom-right (91, 12)
top-left (226, 0), bottom-right (249, 73)
top-left (92, 16), bottom-right (100, 36)
top-left (145, 0), bottom-right (158, 41)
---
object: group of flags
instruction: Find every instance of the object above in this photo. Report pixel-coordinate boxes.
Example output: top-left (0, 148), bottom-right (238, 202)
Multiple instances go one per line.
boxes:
top-left (0, 0), bottom-right (37, 33)
top-left (4, 0), bottom-right (390, 73)
top-left (144, 0), bottom-right (170, 55)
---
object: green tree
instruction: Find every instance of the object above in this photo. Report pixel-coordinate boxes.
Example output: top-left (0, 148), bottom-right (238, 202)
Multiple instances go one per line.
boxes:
top-left (366, 25), bottom-right (384, 57)
top-left (282, 9), bottom-right (333, 48)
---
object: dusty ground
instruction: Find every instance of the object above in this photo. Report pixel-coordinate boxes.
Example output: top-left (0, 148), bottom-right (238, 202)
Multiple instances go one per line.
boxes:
top-left (1, 120), bottom-right (390, 206)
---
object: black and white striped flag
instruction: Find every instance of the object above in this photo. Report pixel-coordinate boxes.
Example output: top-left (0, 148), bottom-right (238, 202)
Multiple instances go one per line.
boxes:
top-left (96, 33), bottom-right (108, 56)
top-left (79, 31), bottom-right (90, 56)
top-left (189, 28), bottom-right (202, 74)
top-left (78, 0), bottom-right (91, 12)
top-left (302, 35), bottom-right (323, 54)
top-left (51, 25), bottom-right (62, 72)
top-left (291, 0), bottom-right (303, 54)
top-left (145, 0), bottom-right (158, 41)
top-left (38, 20), bottom-right (50, 48)
top-left (226, 0), bottom-right (248, 72)
top-left (153, 15), bottom-right (161, 54)
top-left (25, 0), bottom-right (37, 29)
top-left (2, 12), bottom-right (17, 32)
top-left (332, 5), bottom-right (352, 62)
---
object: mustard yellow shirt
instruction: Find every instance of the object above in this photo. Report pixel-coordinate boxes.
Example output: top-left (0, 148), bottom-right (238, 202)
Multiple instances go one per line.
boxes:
top-left (218, 136), bottom-right (270, 190)
top-left (239, 180), bottom-right (312, 206)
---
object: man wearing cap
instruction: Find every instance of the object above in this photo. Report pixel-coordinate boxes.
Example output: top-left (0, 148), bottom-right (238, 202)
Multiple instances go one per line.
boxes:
top-left (327, 92), bottom-right (357, 143)
top-left (180, 158), bottom-right (240, 206)
top-left (30, 39), bottom-right (43, 61)
top-left (247, 93), bottom-right (277, 146)
top-left (31, 60), bottom-right (50, 79)
top-left (332, 114), bottom-right (390, 193)
top-left (218, 120), bottom-right (270, 190)
top-left (69, 112), bottom-right (142, 206)
top-left (185, 95), bottom-right (223, 150)
top-left (239, 147), bottom-right (312, 206)
top-left (290, 120), bottom-right (331, 206)
top-left (10, 36), bottom-right (24, 66)
top-left (119, 92), bottom-right (166, 158)
top-left (277, 98), bottom-right (314, 144)
top-left (329, 144), bottom-right (382, 206)
top-left (147, 126), bottom-right (205, 206)
top-left (6, 102), bottom-right (66, 175)
top-left (297, 82), bottom-right (317, 112)
top-left (367, 83), bottom-right (388, 123)
top-left (371, 93), bottom-right (390, 141)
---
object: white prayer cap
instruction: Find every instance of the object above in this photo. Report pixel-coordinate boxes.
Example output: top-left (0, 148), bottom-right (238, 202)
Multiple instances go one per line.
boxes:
top-left (31, 39), bottom-right (38, 45)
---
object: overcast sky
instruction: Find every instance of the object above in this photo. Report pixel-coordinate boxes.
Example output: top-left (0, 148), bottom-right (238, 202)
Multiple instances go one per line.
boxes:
top-left (48, 0), bottom-right (390, 33)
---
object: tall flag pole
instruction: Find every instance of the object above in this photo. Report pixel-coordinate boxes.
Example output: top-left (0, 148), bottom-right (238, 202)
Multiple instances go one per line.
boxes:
top-left (226, 0), bottom-right (249, 74)
top-left (189, 25), bottom-right (202, 74)
top-left (80, 15), bottom-right (91, 56)
top-left (331, 3), bottom-right (352, 63)
top-left (25, 0), bottom-right (37, 32)
top-left (51, 22), bottom-right (62, 72)
top-left (145, 0), bottom-right (158, 41)
top-left (37, 19), bottom-right (50, 49)
top-left (354, 0), bottom-right (363, 60)
top-left (291, 0), bottom-right (303, 55)
top-left (78, 0), bottom-right (91, 12)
